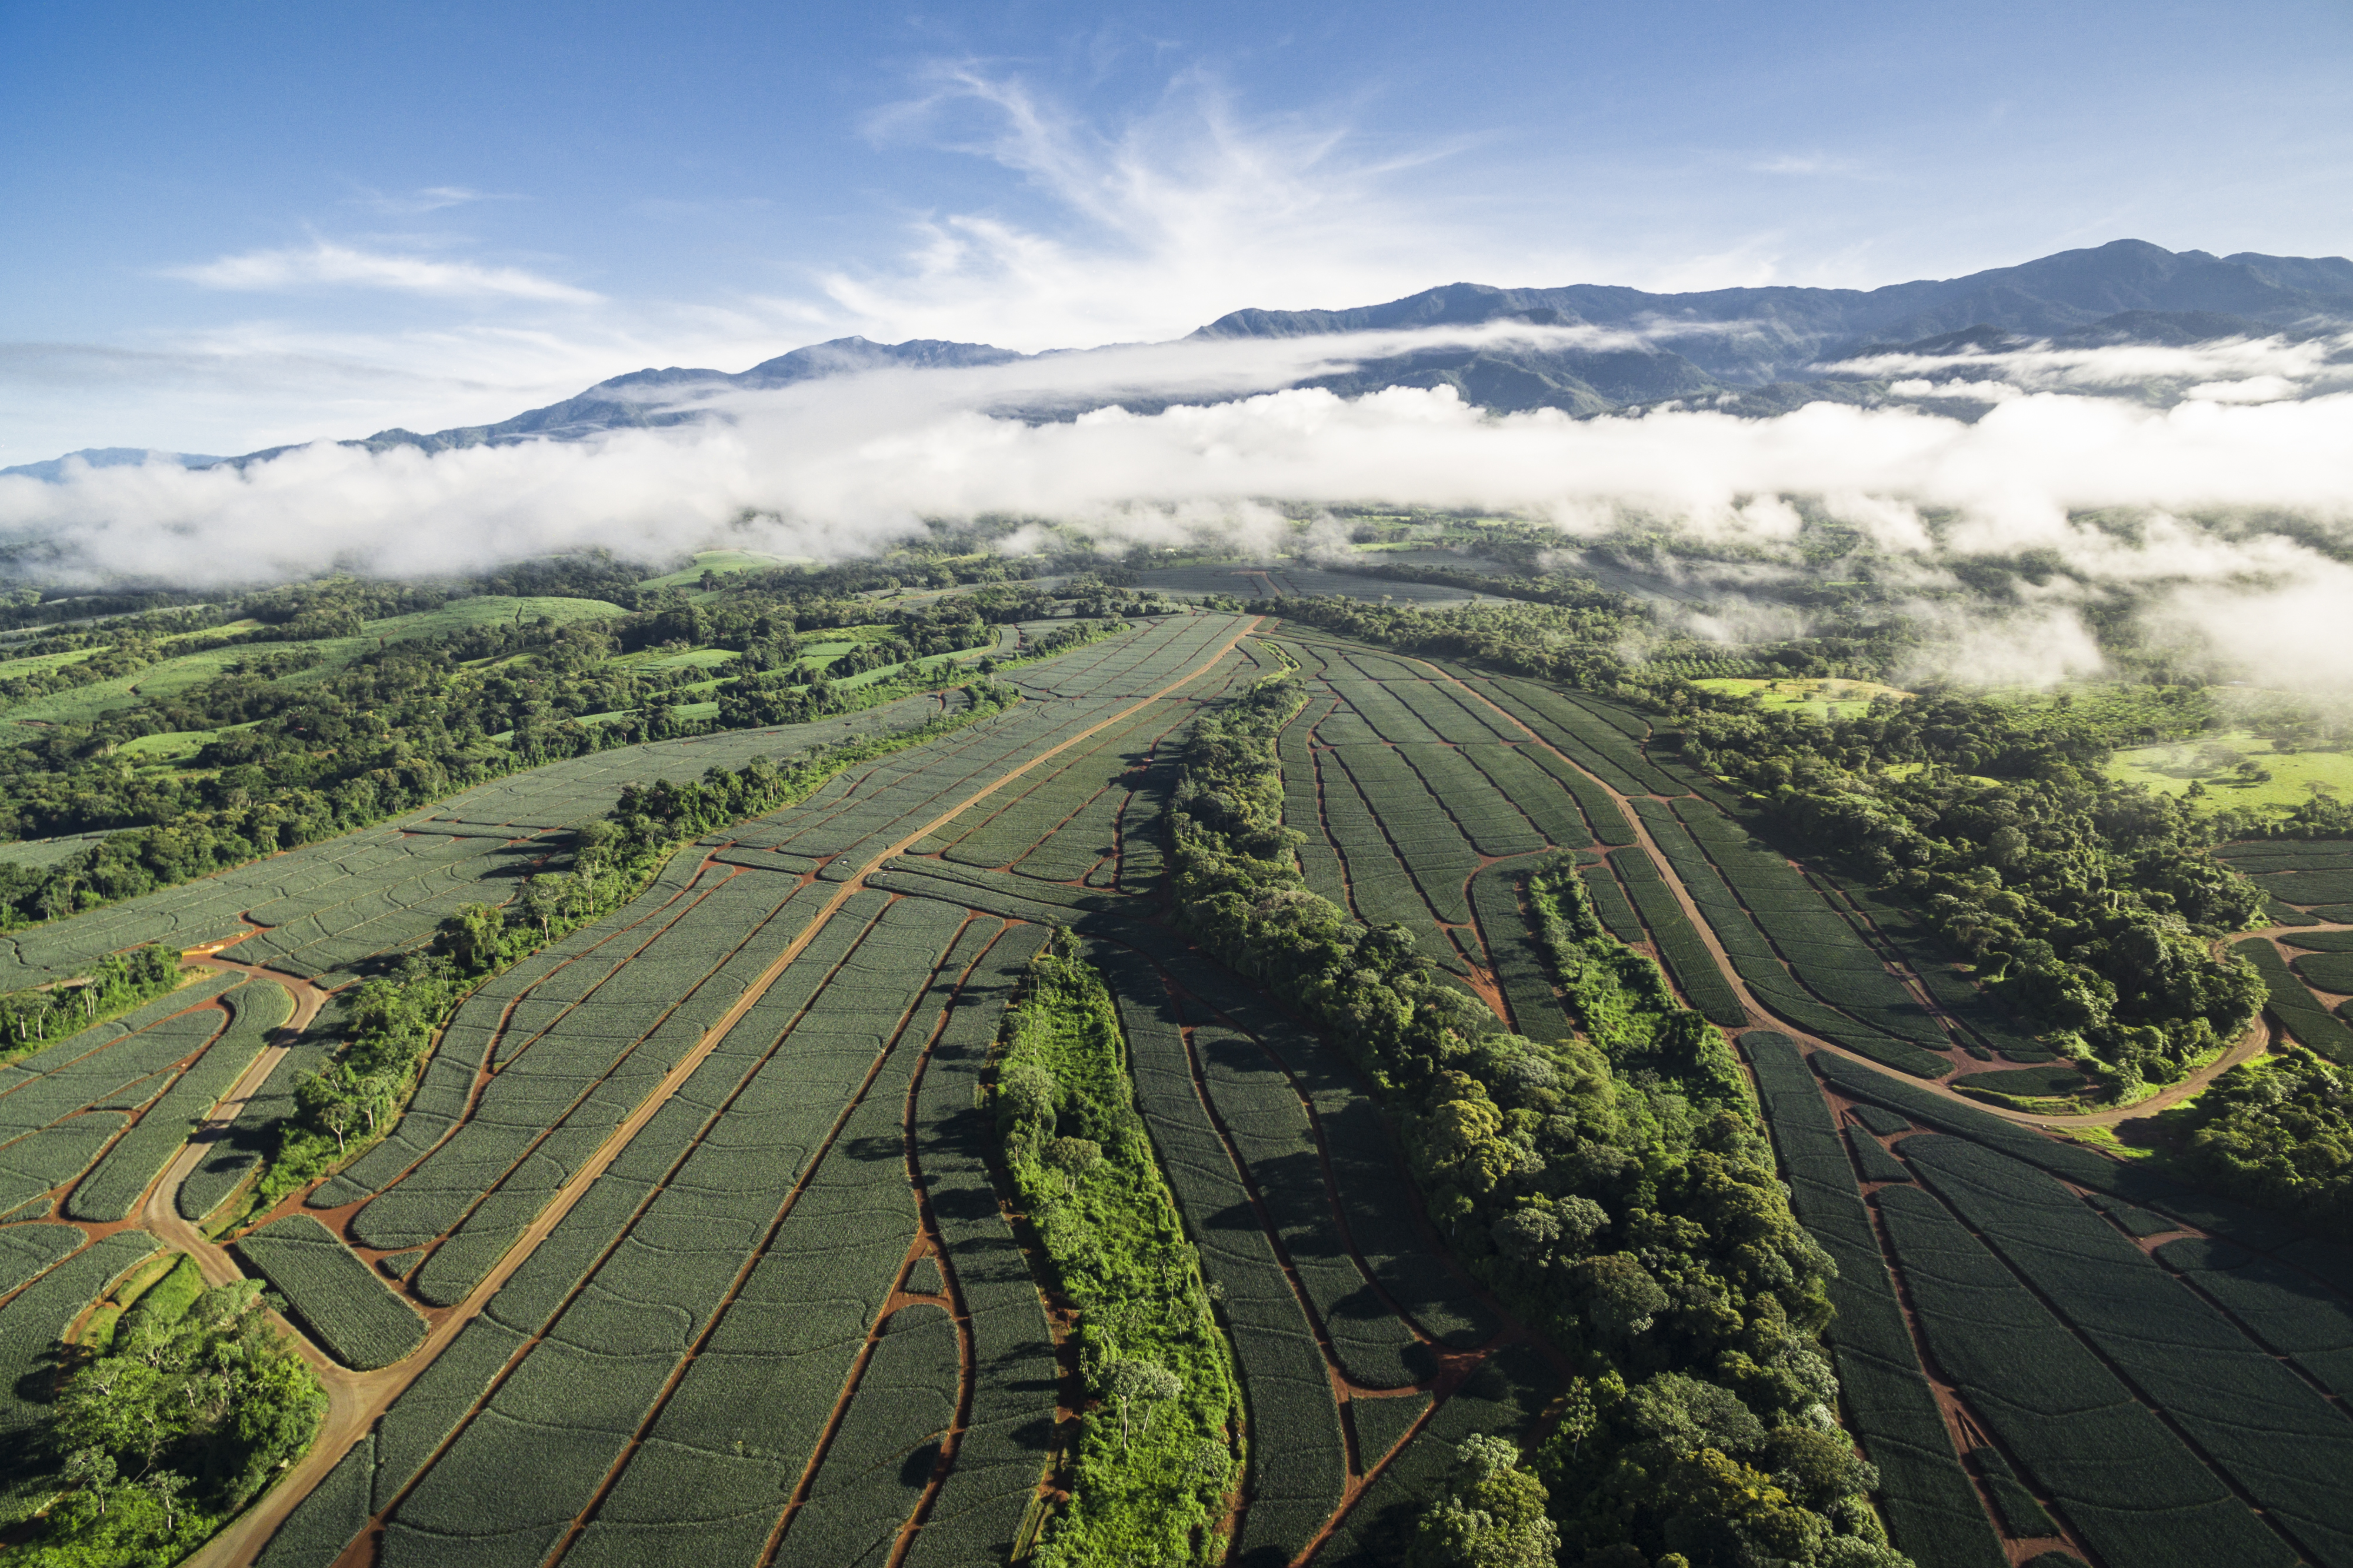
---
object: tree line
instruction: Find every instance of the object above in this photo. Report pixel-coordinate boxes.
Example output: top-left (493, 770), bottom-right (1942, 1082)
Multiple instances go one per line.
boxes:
top-left (1172, 673), bottom-right (1909, 1568)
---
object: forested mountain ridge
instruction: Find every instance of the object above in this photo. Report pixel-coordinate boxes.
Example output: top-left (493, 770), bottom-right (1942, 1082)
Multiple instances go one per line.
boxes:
top-left (1195, 239), bottom-right (2353, 376)
top-left (15, 239), bottom-right (2349, 482)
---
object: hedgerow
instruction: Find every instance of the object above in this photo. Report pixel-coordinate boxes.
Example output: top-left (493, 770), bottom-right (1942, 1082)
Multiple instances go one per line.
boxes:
top-left (9, 1244), bottom-right (325, 1563)
top-left (984, 932), bottom-right (1252, 1553)
top-left (1085, 942), bottom-right (1327, 1565)
top-left (0, 942), bottom-right (182, 1050)
top-left (1170, 669), bottom-right (1905, 1566)
top-left (2174, 1046), bottom-right (2353, 1241)
top-left (1604, 845), bottom-right (1751, 1027)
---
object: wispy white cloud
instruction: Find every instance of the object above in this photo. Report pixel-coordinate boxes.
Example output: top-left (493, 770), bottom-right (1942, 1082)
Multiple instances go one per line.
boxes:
top-left (1748, 154), bottom-right (1864, 178)
top-left (1828, 331), bottom-right (2353, 399)
top-left (349, 185), bottom-right (513, 216)
top-left (5, 346), bottom-right (2350, 593)
top-left (819, 64), bottom-right (1583, 350)
top-left (168, 241), bottom-right (600, 303)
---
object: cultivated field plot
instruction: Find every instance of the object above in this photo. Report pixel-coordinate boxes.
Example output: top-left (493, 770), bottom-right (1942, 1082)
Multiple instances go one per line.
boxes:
top-left (1257, 626), bottom-right (2001, 1083)
top-left (862, 848), bottom-right (1549, 1565)
top-left (1267, 633), bottom-right (1608, 987)
top-left (0, 688), bottom-right (963, 995)
top-left (2234, 936), bottom-right (2353, 1062)
top-left (0, 1228), bottom-right (161, 1496)
top-left (0, 972), bottom-right (246, 1221)
top-left (248, 612), bottom-right (1572, 1566)
top-left (2216, 839), bottom-right (2353, 924)
top-left (236, 1214), bottom-right (428, 1370)
top-left (1634, 797), bottom-right (1955, 1076)
top-left (1752, 1031), bottom-right (2353, 1568)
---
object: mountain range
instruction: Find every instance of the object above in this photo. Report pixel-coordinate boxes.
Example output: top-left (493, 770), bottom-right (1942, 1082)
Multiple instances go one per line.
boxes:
top-left (11, 238), bottom-right (2349, 480)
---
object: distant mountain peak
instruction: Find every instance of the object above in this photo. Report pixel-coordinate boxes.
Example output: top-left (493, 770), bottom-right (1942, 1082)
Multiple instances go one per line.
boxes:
top-left (1, 448), bottom-right (224, 483)
top-left (15, 241), bottom-right (2350, 479)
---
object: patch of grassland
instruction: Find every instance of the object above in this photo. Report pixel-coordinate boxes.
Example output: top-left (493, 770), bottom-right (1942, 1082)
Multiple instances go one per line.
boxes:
top-left (1691, 675), bottom-right (1913, 720)
top-left (2107, 729), bottom-right (2353, 812)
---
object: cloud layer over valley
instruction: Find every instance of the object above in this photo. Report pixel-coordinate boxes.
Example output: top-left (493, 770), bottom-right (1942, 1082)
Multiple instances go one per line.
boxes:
top-left (4, 325), bottom-right (2350, 689)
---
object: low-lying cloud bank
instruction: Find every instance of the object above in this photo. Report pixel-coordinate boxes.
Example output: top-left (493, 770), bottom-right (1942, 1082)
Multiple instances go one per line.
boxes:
top-left (5, 342), bottom-right (2351, 689)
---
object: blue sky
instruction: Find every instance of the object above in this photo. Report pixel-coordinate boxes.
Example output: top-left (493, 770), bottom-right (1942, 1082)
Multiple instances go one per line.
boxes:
top-left (4, 0), bottom-right (2349, 461)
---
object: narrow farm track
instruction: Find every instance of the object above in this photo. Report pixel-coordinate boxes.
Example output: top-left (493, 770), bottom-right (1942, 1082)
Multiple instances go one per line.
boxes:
top-left (135, 961), bottom-right (330, 1284)
top-left (879, 920), bottom-right (1014, 1568)
top-left (177, 614), bottom-right (1261, 1568)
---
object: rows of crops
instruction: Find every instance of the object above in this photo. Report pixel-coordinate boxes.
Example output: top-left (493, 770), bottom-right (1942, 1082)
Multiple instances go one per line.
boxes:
top-left (67, 978), bottom-right (292, 1222)
top-left (296, 620), bottom-right (1243, 1310)
top-left (1635, 796), bottom-right (1954, 1075)
top-left (1598, 845), bottom-right (1749, 1026)
top-left (1096, 943), bottom-right (1348, 1561)
top-left (1467, 865), bottom-right (1572, 1042)
top-left (1874, 1173), bottom-right (2291, 1568)
top-left (912, 672), bottom-right (1234, 891)
top-left (874, 779), bottom-right (1529, 1568)
top-left (258, 894), bottom-right (991, 1564)
top-left (0, 1229), bottom-right (160, 1509)
top-left (1905, 1134), bottom-right (2353, 1565)
top-left (0, 973), bottom-right (243, 1221)
top-left (1259, 629), bottom-right (1954, 1067)
top-left (1810, 876), bottom-right (2052, 1061)
top-left (320, 864), bottom-right (836, 1306)
top-left (235, 1214), bottom-right (428, 1370)
top-left (0, 688), bottom-right (966, 995)
top-left (1745, 1023), bottom-right (2353, 1566)
top-left (1269, 635), bottom-right (1618, 992)
top-left (2215, 839), bottom-right (2353, 922)
top-left (247, 620), bottom-right (1258, 1563)
top-left (0, 614), bottom-right (1268, 1566)
top-left (1738, 1032), bottom-right (2002, 1568)
top-left (178, 1011), bottom-right (339, 1224)
top-left (2231, 937), bottom-right (2353, 1060)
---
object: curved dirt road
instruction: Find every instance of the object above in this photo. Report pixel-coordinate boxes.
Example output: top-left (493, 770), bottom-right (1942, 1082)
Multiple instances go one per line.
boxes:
top-left (1411, 657), bottom-right (2279, 1134)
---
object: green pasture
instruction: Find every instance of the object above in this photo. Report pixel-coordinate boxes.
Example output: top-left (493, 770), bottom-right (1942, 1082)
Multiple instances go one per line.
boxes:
top-left (113, 719), bottom-right (264, 767)
top-left (1691, 675), bottom-right (1912, 720)
top-left (626, 646), bottom-right (739, 673)
top-left (635, 549), bottom-right (805, 590)
top-left (0, 646), bottom-right (101, 681)
top-left (2107, 729), bottom-right (2353, 812)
